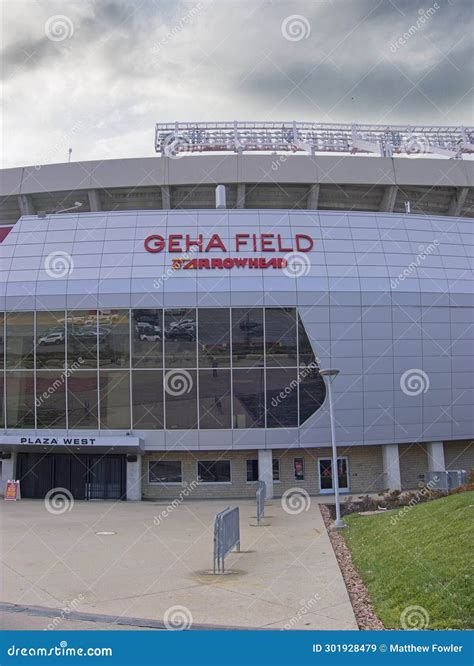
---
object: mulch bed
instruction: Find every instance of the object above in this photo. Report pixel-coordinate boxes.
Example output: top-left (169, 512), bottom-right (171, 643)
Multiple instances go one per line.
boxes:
top-left (320, 504), bottom-right (385, 630)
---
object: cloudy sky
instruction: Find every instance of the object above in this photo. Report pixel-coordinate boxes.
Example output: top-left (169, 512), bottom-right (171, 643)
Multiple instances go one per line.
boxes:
top-left (1, 0), bottom-right (473, 168)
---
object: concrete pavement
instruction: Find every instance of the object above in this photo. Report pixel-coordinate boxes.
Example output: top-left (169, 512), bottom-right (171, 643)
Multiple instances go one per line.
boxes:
top-left (0, 499), bottom-right (357, 630)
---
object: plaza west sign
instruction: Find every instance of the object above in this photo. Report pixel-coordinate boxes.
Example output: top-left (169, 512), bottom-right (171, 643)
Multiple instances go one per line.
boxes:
top-left (144, 232), bottom-right (314, 270)
top-left (0, 435), bottom-right (142, 449)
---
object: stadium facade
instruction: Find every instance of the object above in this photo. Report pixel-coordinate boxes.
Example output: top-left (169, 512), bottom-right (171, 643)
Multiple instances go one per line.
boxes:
top-left (1, 127), bottom-right (473, 501)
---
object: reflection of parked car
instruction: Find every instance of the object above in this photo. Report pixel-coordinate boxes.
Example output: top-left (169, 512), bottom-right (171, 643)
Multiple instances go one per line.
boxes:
top-left (166, 327), bottom-right (195, 341)
top-left (139, 332), bottom-right (161, 342)
top-left (135, 322), bottom-right (161, 334)
top-left (38, 331), bottom-right (64, 345)
top-left (168, 319), bottom-right (195, 330)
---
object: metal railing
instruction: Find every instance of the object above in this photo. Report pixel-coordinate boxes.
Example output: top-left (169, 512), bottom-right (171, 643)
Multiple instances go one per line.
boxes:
top-left (256, 480), bottom-right (266, 524)
top-left (155, 121), bottom-right (474, 158)
top-left (425, 469), bottom-right (467, 491)
top-left (213, 507), bottom-right (240, 574)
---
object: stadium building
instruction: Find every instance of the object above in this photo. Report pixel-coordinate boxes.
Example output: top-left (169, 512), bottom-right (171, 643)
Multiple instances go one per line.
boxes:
top-left (0, 121), bottom-right (473, 501)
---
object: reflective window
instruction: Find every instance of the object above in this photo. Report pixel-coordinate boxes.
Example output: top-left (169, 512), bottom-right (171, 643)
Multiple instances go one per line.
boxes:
top-left (132, 371), bottom-right (164, 429)
top-left (198, 309), bottom-right (230, 368)
top-left (0, 312), bottom-right (4, 369)
top-left (265, 308), bottom-right (297, 367)
top-left (67, 311), bottom-right (97, 368)
top-left (164, 309), bottom-right (196, 368)
top-left (266, 368), bottom-right (298, 427)
top-left (36, 371), bottom-right (66, 428)
top-left (299, 366), bottom-right (326, 424)
top-left (6, 312), bottom-right (34, 369)
top-left (199, 369), bottom-right (231, 429)
top-left (99, 310), bottom-right (130, 368)
top-left (0, 375), bottom-right (4, 429)
top-left (233, 368), bottom-right (265, 428)
top-left (164, 369), bottom-right (197, 429)
top-left (132, 310), bottom-right (163, 368)
top-left (36, 312), bottom-right (65, 369)
top-left (149, 460), bottom-right (182, 484)
top-left (68, 371), bottom-right (98, 428)
top-left (294, 457), bottom-right (304, 481)
top-left (99, 371), bottom-right (130, 429)
top-left (198, 460), bottom-right (231, 483)
top-left (6, 372), bottom-right (35, 427)
top-left (246, 459), bottom-right (258, 482)
top-left (298, 313), bottom-right (314, 367)
top-left (232, 309), bottom-right (264, 367)
top-left (272, 459), bottom-right (280, 481)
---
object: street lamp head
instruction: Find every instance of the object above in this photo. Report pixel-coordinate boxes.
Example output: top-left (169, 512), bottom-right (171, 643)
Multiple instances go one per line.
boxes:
top-left (320, 368), bottom-right (340, 377)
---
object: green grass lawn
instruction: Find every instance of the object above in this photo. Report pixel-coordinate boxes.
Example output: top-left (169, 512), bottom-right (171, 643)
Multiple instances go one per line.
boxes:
top-left (343, 490), bottom-right (474, 629)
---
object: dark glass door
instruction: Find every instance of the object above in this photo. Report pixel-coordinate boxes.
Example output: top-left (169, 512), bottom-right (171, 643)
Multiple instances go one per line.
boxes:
top-left (318, 458), bottom-right (349, 493)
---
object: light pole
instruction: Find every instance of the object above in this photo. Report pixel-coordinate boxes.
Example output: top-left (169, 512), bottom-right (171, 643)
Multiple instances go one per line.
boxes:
top-left (320, 368), bottom-right (346, 529)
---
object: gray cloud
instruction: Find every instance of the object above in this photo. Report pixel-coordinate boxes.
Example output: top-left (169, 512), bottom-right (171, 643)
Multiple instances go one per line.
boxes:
top-left (1, 0), bottom-right (472, 168)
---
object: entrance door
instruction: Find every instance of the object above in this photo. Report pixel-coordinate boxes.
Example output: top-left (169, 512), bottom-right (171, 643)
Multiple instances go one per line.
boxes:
top-left (17, 452), bottom-right (126, 500)
top-left (318, 457), bottom-right (349, 493)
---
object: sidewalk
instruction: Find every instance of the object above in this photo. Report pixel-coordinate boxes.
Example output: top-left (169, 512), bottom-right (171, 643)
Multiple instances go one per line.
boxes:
top-left (0, 499), bottom-right (357, 630)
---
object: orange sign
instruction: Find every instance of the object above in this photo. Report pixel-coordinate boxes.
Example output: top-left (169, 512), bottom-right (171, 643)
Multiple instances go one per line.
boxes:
top-left (4, 480), bottom-right (20, 501)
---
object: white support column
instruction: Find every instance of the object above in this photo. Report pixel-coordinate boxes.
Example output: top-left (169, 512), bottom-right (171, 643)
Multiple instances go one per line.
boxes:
top-left (18, 194), bottom-right (35, 216)
top-left (236, 183), bottom-right (245, 209)
top-left (426, 441), bottom-right (445, 472)
top-left (87, 189), bottom-right (102, 212)
top-left (380, 185), bottom-right (398, 212)
top-left (126, 454), bottom-right (142, 501)
top-left (382, 444), bottom-right (401, 491)
top-left (161, 185), bottom-right (171, 209)
top-left (307, 184), bottom-right (320, 210)
top-left (258, 449), bottom-right (273, 500)
top-left (447, 187), bottom-right (468, 217)
top-left (1, 453), bottom-right (16, 497)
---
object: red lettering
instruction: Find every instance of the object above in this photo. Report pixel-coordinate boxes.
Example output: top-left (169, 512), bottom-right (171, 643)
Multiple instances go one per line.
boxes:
top-left (197, 258), bottom-right (210, 269)
top-left (206, 234), bottom-right (227, 252)
top-left (185, 235), bottom-right (203, 253)
top-left (223, 258), bottom-right (234, 269)
top-left (211, 258), bottom-right (223, 269)
top-left (144, 235), bottom-right (165, 253)
top-left (168, 234), bottom-right (183, 252)
top-left (295, 234), bottom-right (314, 252)
top-left (235, 234), bottom-right (249, 250)
top-left (261, 233), bottom-right (275, 251)
top-left (183, 259), bottom-right (197, 269)
top-left (233, 258), bottom-right (248, 268)
top-left (277, 235), bottom-right (293, 252)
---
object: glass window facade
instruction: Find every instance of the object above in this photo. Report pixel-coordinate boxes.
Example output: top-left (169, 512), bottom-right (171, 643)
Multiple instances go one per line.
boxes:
top-left (1, 308), bottom-right (325, 429)
top-left (198, 460), bottom-right (231, 483)
top-left (149, 460), bottom-right (182, 484)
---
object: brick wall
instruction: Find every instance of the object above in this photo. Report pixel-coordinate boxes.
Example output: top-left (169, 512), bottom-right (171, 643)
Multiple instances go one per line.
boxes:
top-left (399, 443), bottom-right (427, 490)
top-left (141, 445), bottom-right (385, 500)
top-left (444, 440), bottom-right (474, 473)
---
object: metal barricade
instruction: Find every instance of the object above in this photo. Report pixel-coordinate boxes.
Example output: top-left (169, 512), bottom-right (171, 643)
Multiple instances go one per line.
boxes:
top-left (424, 470), bottom-right (467, 492)
top-left (213, 507), bottom-right (240, 574)
top-left (256, 480), bottom-right (266, 524)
